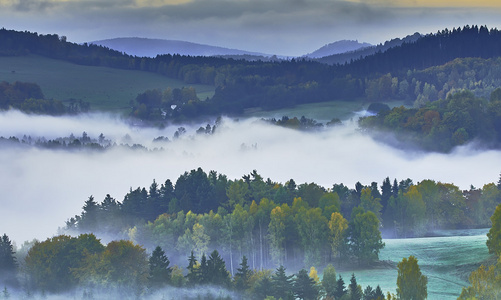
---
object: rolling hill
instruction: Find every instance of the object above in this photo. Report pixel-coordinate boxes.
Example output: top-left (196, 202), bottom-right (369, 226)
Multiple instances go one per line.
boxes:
top-left (0, 55), bottom-right (214, 112)
top-left (91, 37), bottom-right (271, 58)
top-left (305, 40), bottom-right (372, 59)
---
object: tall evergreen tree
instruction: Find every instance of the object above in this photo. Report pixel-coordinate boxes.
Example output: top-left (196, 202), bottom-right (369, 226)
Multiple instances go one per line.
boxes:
top-left (293, 269), bottom-right (318, 300)
top-left (392, 179), bottom-right (399, 198)
top-left (234, 255), bottom-right (252, 291)
top-left (254, 276), bottom-right (273, 300)
top-left (271, 265), bottom-right (294, 300)
top-left (207, 250), bottom-right (230, 287)
top-left (349, 273), bottom-right (362, 300)
top-left (334, 275), bottom-right (347, 299)
top-left (0, 234), bottom-right (16, 272)
top-left (0, 234), bottom-right (17, 287)
top-left (148, 246), bottom-right (172, 288)
top-left (381, 177), bottom-right (392, 213)
top-left (186, 251), bottom-right (199, 285)
top-left (199, 253), bottom-right (209, 284)
top-left (374, 285), bottom-right (385, 300)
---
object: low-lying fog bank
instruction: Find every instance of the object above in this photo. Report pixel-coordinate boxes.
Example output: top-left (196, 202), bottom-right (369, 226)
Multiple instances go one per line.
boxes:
top-left (0, 110), bottom-right (499, 244)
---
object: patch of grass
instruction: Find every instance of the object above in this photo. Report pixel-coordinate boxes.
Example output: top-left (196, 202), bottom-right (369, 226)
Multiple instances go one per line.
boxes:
top-left (0, 55), bottom-right (215, 113)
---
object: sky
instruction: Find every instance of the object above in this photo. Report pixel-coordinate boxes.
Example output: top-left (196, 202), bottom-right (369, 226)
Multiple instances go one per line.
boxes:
top-left (1, 0), bottom-right (501, 56)
top-left (1, 111), bottom-right (500, 245)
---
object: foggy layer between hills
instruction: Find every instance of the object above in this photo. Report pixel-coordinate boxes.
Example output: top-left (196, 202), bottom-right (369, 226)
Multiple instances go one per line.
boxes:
top-left (0, 110), bottom-right (499, 244)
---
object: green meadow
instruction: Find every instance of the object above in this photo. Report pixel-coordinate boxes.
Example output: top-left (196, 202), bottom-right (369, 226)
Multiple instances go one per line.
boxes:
top-left (0, 55), bottom-right (215, 113)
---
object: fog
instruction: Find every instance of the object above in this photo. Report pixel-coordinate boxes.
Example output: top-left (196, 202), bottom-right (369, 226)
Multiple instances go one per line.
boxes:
top-left (0, 110), bottom-right (500, 245)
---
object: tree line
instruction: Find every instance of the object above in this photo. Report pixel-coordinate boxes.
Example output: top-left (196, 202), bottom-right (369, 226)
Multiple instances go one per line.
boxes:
top-left (0, 81), bottom-right (90, 115)
top-left (360, 88), bottom-right (501, 152)
top-left (62, 168), bottom-right (501, 275)
top-left (0, 230), bottom-right (431, 299)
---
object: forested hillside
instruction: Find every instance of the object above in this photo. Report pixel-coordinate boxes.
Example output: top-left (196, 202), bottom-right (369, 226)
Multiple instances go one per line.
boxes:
top-left (4, 26), bottom-right (501, 121)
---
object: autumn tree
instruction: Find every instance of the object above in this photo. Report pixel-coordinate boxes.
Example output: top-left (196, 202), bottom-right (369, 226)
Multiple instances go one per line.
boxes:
top-left (25, 234), bottom-right (105, 292)
top-left (328, 212), bottom-right (348, 261)
top-left (487, 204), bottom-right (501, 256)
top-left (396, 256), bottom-right (427, 300)
top-left (458, 264), bottom-right (501, 299)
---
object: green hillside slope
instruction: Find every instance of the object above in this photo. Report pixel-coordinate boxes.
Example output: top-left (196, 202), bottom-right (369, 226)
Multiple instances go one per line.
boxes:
top-left (0, 55), bottom-right (214, 112)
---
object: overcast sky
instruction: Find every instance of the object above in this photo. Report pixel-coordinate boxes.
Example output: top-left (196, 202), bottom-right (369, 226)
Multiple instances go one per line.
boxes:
top-left (1, 0), bottom-right (501, 56)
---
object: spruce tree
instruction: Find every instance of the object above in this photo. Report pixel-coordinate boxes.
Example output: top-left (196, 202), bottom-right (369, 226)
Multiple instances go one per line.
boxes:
top-left (254, 276), bottom-right (273, 300)
top-left (334, 275), bottom-right (347, 299)
top-left (207, 250), bottom-right (230, 287)
top-left (186, 251), bottom-right (199, 285)
top-left (293, 269), bottom-right (318, 300)
top-left (374, 285), bottom-right (384, 299)
top-left (234, 256), bottom-right (251, 291)
top-left (148, 246), bottom-right (172, 288)
top-left (271, 265), bottom-right (294, 300)
top-left (199, 253), bottom-right (209, 284)
top-left (349, 273), bottom-right (362, 300)
top-left (0, 234), bottom-right (16, 272)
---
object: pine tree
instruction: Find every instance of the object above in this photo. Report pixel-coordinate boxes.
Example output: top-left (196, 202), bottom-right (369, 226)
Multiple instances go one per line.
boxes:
top-left (349, 273), bottom-right (362, 300)
top-left (392, 179), bottom-right (399, 198)
top-left (0, 234), bottom-right (17, 272)
top-left (148, 246), bottom-right (172, 288)
top-left (186, 251), bottom-right (199, 285)
top-left (293, 269), bottom-right (318, 300)
top-left (272, 265), bottom-right (294, 300)
top-left (199, 253), bottom-right (209, 284)
top-left (363, 285), bottom-right (375, 300)
top-left (207, 250), bottom-right (230, 287)
top-left (234, 256), bottom-right (252, 291)
top-left (254, 276), bottom-right (274, 300)
top-left (334, 275), bottom-right (347, 299)
top-left (381, 177), bottom-right (392, 213)
top-left (374, 285), bottom-right (385, 299)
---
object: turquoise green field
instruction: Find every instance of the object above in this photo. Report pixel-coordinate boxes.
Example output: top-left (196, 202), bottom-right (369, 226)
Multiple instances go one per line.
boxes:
top-left (0, 55), bottom-right (215, 112)
top-left (334, 229), bottom-right (491, 299)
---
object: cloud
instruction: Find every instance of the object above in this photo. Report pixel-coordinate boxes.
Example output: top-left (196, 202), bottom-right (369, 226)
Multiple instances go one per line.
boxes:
top-left (2, 0), bottom-right (501, 55)
top-left (0, 110), bottom-right (499, 245)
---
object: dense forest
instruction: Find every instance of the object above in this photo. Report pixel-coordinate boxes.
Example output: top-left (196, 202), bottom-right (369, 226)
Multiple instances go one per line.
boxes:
top-left (59, 168), bottom-right (501, 275)
top-left (359, 88), bottom-right (501, 152)
top-left (0, 230), bottom-right (423, 299)
top-left (0, 167), bottom-right (498, 298)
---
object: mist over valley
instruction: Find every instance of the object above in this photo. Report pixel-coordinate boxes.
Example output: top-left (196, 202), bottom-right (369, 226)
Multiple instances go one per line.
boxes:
top-left (1, 110), bottom-right (499, 245)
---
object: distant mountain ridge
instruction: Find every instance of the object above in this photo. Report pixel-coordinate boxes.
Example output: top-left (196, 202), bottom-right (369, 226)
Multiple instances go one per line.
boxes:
top-left (91, 37), bottom-right (271, 58)
top-left (316, 33), bottom-right (422, 65)
top-left (305, 40), bottom-right (372, 58)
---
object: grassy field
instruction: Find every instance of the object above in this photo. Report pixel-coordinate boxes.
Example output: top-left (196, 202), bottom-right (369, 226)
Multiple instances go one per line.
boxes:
top-left (334, 229), bottom-right (491, 299)
top-left (0, 55), bottom-right (215, 113)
